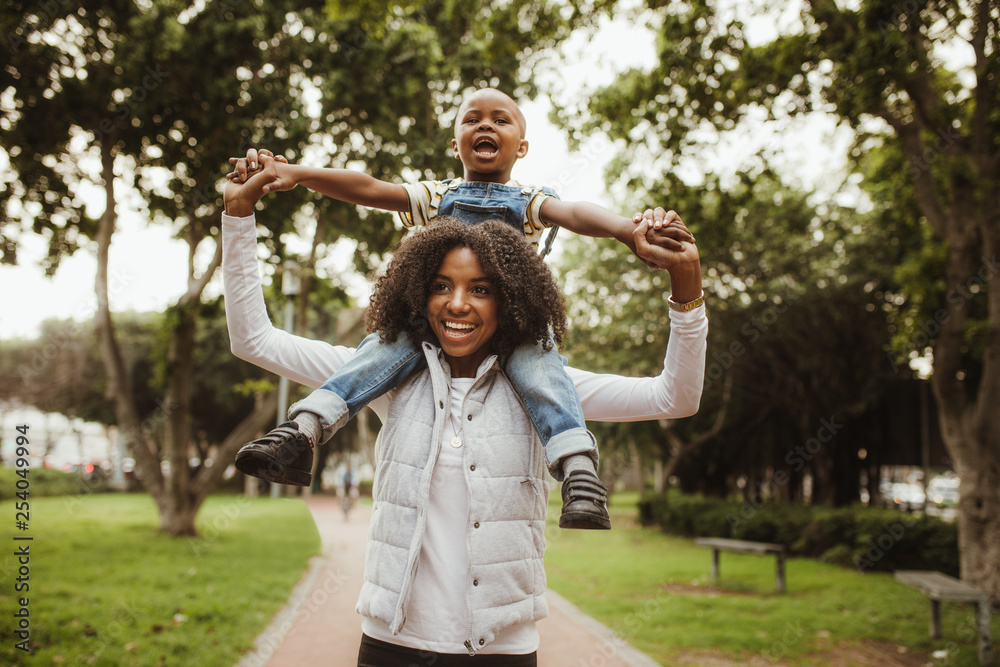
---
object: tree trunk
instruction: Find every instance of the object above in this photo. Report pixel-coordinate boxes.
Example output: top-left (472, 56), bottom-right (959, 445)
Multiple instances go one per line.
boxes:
top-left (93, 141), bottom-right (166, 500)
top-left (932, 222), bottom-right (1000, 607)
top-left (159, 303), bottom-right (199, 536)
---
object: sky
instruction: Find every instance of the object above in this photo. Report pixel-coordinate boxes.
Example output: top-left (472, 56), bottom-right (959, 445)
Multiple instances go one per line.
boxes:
top-left (0, 6), bottom-right (849, 341)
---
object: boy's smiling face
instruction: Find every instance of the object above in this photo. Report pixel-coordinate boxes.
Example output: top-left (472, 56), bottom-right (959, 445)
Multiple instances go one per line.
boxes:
top-left (452, 89), bottom-right (529, 183)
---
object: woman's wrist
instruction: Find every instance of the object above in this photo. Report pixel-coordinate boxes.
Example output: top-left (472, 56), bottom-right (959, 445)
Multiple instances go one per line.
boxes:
top-left (224, 197), bottom-right (255, 217)
top-left (667, 259), bottom-right (702, 304)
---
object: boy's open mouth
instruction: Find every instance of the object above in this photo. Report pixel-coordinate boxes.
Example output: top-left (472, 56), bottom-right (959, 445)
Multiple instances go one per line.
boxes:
top-left (473, 138), bottom-right (498, 156)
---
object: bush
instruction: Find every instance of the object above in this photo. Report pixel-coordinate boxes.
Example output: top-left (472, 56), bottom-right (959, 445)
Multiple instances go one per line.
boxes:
top-left (0, 466), bottom-right (110, 500)
top-left (638, 491), bottom-right (958, 576)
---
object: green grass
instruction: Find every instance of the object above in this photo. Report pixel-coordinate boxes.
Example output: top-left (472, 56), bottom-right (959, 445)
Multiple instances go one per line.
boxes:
top-left (544, 491), bottom-right (998, 666)
top-left (0, 493), bottom-right (320, 666)
top-left (1, 489), bottom-right (995, 666)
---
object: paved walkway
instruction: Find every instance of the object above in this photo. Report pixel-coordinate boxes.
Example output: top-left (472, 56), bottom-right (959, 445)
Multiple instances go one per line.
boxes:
top-left (236, 494), bottom-right (660, 667)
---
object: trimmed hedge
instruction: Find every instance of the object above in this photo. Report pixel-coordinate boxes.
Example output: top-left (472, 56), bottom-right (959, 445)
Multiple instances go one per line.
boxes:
top-left (0, 466), bottom-right (109, 500)
top-left (639, 491), bottom-right (959, 576)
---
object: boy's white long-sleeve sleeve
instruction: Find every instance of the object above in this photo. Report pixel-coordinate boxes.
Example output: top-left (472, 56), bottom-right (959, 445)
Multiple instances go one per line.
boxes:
top-left (222, 212), bottom-right (708, 424)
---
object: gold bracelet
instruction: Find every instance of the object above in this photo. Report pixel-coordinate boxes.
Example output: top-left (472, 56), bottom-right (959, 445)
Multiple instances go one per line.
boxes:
top-left (668, 290), bottom-right (705, 312)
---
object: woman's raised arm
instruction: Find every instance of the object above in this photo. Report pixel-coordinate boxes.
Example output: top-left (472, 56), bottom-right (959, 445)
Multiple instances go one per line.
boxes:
top-left (222, 212), bottom-right (355, 388)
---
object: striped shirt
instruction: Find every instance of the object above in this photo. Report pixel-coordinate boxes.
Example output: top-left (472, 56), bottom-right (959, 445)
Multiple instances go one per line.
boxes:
top-left (398, 178), bottom-right (557, 247)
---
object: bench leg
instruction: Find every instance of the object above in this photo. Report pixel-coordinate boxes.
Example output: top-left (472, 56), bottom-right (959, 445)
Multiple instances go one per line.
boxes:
top-left (775, 553), bottom-right (786, 593)
top-left (710, 549), bottom-right (720, 583)
top-left (929, 599), bottom-right (942, 640)
top-left (976, 600), bottom-right (993, 666)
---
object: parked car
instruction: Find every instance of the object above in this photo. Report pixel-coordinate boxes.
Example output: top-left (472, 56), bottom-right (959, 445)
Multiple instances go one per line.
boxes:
top-left (889, 482), bottom-right (925, 511)
top-left (926, 475), bottom-right (960, 507)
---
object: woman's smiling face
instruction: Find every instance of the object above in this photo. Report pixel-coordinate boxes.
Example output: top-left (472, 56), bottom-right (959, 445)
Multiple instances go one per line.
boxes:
top-left (426, 246), bottom-right (499, 378)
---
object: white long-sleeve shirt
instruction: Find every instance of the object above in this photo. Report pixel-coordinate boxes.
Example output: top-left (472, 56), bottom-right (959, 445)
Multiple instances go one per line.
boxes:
top-left (221, 212), bottom-right (708, 654)
top-left (221, 213), bottom-right (709, 426)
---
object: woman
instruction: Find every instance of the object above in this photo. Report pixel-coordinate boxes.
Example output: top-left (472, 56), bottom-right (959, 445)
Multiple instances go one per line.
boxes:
top-left (222, 173), bottom-right (707, 664)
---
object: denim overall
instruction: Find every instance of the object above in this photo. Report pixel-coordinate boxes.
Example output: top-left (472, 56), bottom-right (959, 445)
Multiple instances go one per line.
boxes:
top-left (290, 181), bottom-right (595, 470)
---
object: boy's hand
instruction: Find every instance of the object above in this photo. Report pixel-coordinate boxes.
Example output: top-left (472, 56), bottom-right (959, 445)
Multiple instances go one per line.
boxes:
top-left (633, 207), bottom-right (695, 242)
top-left (227, 148), bottom-right (289, 183)
top-left (228, 150), bottom-right (298, 195)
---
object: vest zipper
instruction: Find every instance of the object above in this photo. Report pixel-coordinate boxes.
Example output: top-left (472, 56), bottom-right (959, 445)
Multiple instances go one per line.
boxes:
top-left (398, 381), bottom-right (449, 633)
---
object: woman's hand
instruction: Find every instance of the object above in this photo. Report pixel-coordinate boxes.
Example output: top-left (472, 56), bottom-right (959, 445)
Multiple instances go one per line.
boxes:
top-left (632, 210), bottom-right (702, 303)
top-left (223, 155), bottom-right (280, 217)
top-left (632, 209), bottom-right (699, 267)
top-left (630, 207), bottom-right (697, 267)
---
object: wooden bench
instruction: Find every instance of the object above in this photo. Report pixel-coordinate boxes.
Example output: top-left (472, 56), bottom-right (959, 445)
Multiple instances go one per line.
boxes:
top-left (894, 570), bottom-right (993, 665)
top-left (694, 537), bottom-right (786, 593)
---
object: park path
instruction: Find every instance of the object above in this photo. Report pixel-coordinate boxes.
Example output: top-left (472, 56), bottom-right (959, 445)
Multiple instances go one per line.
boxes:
top-left (235, 494), bottom-right (660, 667)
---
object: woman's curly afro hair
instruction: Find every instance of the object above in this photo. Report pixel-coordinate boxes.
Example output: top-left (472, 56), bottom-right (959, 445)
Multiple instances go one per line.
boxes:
top-left (364, 218), bottom-right (567, 361)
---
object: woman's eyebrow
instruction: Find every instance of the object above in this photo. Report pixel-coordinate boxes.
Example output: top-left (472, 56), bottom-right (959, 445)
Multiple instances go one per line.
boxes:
top-left (434, 273), bottom-right (491, 284)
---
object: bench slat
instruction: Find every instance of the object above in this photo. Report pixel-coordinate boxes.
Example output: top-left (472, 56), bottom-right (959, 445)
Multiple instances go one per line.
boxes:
top-left (695, 537), bottom-right (784, 555)
top-left (895, 570), bottom-right (989, 602)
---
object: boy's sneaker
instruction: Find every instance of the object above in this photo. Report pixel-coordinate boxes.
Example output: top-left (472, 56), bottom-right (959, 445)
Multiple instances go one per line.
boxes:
top-left (235, 421), bottom-right (313, 487)
top-left (558, 469), bottom-right (611, 530)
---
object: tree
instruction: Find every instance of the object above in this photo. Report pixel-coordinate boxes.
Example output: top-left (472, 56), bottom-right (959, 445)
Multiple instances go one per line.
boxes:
top-left (559, 161), bottom-right (898, 504)
top-left (566, 0), bottom-right (999, 602)
top-left (2, 0), bottom-right (597, 535)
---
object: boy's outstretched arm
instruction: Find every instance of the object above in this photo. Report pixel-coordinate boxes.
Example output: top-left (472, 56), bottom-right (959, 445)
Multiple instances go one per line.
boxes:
top-left (539, 199), bottom-right (695, 269)
top-left (228, 148), bottom-right (410, 212)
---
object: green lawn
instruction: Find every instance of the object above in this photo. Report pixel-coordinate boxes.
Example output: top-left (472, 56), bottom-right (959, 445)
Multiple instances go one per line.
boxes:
top-left (544, 492), bottom-right (998, 666)
top-left (1, 490), bottom-right (995, 666)
top-left (0, 493), bottom-right (319, 666)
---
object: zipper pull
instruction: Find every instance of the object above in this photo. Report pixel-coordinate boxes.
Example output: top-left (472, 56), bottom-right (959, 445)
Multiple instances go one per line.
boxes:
top-left (464, 639), bottom-right (475, 655)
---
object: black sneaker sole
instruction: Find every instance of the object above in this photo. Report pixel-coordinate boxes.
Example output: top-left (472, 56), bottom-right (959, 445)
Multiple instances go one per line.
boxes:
top-left (559, 510), bottom-right (611, 530)
top-left (235, 450), bottom-right (311, 487)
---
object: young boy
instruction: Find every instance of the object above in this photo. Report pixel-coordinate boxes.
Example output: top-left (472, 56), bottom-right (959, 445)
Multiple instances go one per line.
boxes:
top-left (229, 88), bottom-right (697, 530)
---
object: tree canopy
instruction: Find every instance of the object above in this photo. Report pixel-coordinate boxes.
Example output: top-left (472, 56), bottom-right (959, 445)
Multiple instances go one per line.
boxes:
top-left (561, 0), bottom-right (999, 602)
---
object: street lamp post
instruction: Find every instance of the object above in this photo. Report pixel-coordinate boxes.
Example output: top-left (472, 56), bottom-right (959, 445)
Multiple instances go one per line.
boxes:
top-left (271, 260), bottom-right (301, 499)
